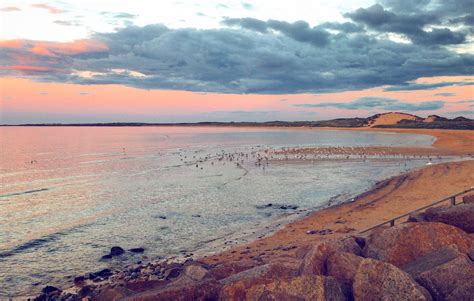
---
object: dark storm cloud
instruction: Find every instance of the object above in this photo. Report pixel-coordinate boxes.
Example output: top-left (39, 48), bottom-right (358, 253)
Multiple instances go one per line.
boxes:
top-left (384, 81), bottom-right (473, 91)
top-left (222, 18), bottom-right (268, 33)
top-left (1, 0), bottom-right (473, 95)
top-left (317, 22), bottom-right (363, 33)
top-left (222, 18), bottom-right (330, 46)
top-left (294, 97), bottom-right (445, 111)
top-left (379, 0), bottom-right (472, 17)
top-left (345, 4), bottom-right (466, 45)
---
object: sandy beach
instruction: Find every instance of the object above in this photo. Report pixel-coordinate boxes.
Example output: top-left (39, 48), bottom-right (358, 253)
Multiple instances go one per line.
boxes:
top-left (201, 128), bottom-right (474, 266)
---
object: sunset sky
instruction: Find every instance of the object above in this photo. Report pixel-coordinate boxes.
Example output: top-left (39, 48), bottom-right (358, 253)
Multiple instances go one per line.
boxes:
top-left (0, 0), bottom-right (473, 123)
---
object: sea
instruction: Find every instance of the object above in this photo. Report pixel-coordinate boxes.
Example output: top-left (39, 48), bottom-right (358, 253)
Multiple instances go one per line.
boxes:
top-left (0, 126), bottom-right (440, 297)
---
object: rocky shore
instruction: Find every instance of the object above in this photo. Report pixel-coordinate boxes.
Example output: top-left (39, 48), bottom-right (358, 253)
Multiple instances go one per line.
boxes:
top-left (34, 194), bottom-right (474, 300)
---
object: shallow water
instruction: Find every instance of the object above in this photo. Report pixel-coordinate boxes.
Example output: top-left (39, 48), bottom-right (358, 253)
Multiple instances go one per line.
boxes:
top-left (0, 126), bottom-right (437, 297)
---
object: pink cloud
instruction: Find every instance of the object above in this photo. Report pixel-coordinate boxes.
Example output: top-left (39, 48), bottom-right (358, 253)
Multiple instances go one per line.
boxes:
top-left (0, 6), bottom-right (21, 12)
top-left (31, 3), bottom-right (64, 14)
top-left (0, 40), bottom-right (24, 48)
top-left (0, 39), bottom-right (108, 57)
top-left (0, 65), bottom-right (51, 72)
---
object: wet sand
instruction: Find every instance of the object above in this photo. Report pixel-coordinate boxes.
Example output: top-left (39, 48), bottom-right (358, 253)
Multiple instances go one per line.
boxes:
top-left (202, 128), bottom-right (474, 266)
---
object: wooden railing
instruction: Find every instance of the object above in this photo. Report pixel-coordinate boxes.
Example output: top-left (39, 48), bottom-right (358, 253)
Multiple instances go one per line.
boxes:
top-left (358, 187), bottom-right (474, 234)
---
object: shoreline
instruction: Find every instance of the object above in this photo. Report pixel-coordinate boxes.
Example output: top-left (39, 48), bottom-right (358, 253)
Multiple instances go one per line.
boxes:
top-left (200, 128), bottom-right (474, 265)
top-left (23, 127), bottom-right (474, 299)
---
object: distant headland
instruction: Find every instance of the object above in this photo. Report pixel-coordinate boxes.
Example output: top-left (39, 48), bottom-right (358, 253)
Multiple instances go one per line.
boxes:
top-left (2, 112), bottom-right (473, 130)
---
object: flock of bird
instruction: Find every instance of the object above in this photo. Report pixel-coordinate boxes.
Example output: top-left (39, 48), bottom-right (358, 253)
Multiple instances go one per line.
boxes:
top-left (172, 145), bottom-right (442, 172)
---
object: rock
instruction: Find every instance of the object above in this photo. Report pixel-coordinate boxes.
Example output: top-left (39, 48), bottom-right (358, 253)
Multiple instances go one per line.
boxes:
top-left (407, 213), bottom-right (426, 222)
top-left (468, 242), bottom-right (474, 261)
top-left (122, 279), bottom-right (221, 301)
top-left (415, 255), bottom-right (474, 301)
top-left (256, 203), bottom-right (273, 209)
top-left (318, 229), bottom-right (333, 235)
top-left (302, 238), bottom-right (362, 275)
top-left (353, 236), bottom-right (366, 249)
top-left (96, 268), bottom-right (113, 278)
top-left (279, 205), bottom-right (299, 210)
top-left (41, 286), bottom-right (60, 294)
top-left (78, 285), bottom-right (94, 297)
top-left (463, 194), bottom-right (474, 204)
top-left (101, 254), bottom-right (113, 260)
top-left (220, 275), bottom-right (346, 301)
top-left (164, 267), bottom-right (182, 280)
top-left (305, 229), bottom-right (333, 235)
top-left (220, 259), bottom-right (303, 285)
top-left (110, 246), bottom-right (125, 256)
top-left (208, 259), bottom-right (258, 280)
top-left (256, 203), bottom-right (298, 210)
top-left (89, 269), bottom-right (112, 280)
top-left (73, 275), bottom-right (86, 284)
top-left (94, 287), bottom-right (135, 301)
top-left (352, 258), bottom-right (431, 301)
top-left (448, 285), bottom-right (474, 301)
top-left (183, 265), bottom-right (208, 281)
top-left (409, 204), bottom-right (474, 233)
top-left (363, 222), bottom-right (471, 268)
top-left (326, 252), bottom-right (363, 287)
top-left (130, 247), bottom-right (145, 253)
top-left (402, 245), bottom-right (463, 277)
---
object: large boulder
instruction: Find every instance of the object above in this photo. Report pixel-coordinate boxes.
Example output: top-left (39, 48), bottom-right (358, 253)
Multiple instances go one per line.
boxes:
top-left (326, 252), bottom-right (363, 287)
top-left (408, 204), bottom-right (474, 233)
top-left (352, 258), bottom-right (431, 301)
top-left (94, 287), bottom-right (135, 301)
top-left (363, 222), bottom-right (472, 268)
top-left (415, 255), bottom-right (474, 301)
top-left (220, 259), bottom-right (303, 286)
top-left (183, 264), bottom-right (209, 282)
top-left (208, 259), bottom-right (258, 280)
top-left (402, 245), bottom-right (463, 277)
top-left (302, 238), bottom-right (362, 275)
top-left (220, 275), bottom-right (346, 301)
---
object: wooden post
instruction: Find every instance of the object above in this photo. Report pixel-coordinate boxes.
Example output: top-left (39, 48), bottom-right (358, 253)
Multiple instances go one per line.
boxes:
top-left (389, 220), bottom-right (395, 227)
top-left (450, 196), bottom-right (456, 206)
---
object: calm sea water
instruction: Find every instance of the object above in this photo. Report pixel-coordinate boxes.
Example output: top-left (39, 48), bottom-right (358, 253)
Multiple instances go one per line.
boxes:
top-left (0, 126), bottom-right (436, 297)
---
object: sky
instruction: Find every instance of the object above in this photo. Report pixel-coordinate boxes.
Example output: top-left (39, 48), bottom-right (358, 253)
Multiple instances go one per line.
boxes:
top-left (0, 0), bottom-right (473, 123)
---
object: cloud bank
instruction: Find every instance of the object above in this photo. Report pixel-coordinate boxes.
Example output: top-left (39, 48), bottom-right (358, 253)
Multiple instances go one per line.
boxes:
top-left (0, 0), bottom-right (472, 94)
top-left (294, 97), bottom-right (445, 111)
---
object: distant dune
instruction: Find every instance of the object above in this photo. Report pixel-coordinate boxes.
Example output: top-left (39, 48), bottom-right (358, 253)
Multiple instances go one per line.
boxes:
top-left (367, 112), bottom-right (473, 130)
top-left (366, 112), bottom-right (421, 127)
